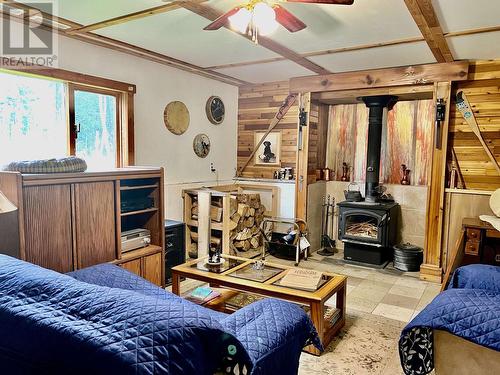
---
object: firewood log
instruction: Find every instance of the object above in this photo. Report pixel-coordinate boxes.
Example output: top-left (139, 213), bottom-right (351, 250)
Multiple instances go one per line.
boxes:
top-left (190, 231), bottom-right (221, 245)
top-left (250, 236), bottom-right (260, 249)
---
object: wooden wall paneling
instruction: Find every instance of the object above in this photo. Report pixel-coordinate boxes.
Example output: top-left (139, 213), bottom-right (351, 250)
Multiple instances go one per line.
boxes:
top-left (415, 100), bottom-right (435, 185)
top-left (352, 104), bottom-right (369, 182)
top-left (326, 100), bottom-right (433, 185)
top-left (295, 93), bottom-right (311, 220)
top-left (441, 190), bottom-right (493, 273)
top-left (421, 81), bottom-right (452, 282)
top-left (23, 185), bottom-right (74, 273)
top-left (307, 102), bottom-right (319, 176)
top-left (143, 252), bottom-right (163, 285)
top-left (449, 74), bottom-right (500, 191)
top-left (383, 101), bottom-right (416, 184)
top-left (238, 82), bottom-right (299, 179)
top-left (74, 182), bottom-right (117, 268)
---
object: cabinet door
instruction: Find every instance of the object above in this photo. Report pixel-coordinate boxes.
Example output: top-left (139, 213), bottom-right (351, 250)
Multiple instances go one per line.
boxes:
top-left (120, 258), bottom-right (142, 276)
top-left (23, 185), bottom-right (73, 273)
top-left (74, 182), bottom-right (117, 268)
top-left (143, 252), bottom-right (163, 286)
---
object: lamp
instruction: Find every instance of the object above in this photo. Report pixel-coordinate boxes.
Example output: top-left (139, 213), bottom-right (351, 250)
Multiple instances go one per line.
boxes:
top-left (229, 1), bottom-right (279, 42)
top-left (0, 191), bottom-right (17, 213)
top-left (0, 190), bottom-right (18, 258)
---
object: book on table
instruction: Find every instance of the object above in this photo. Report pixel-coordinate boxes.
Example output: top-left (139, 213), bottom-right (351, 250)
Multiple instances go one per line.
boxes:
top-left (279, 268), bottom-right (323, 291)
top-left (186, 286), bottom-right (221, 304)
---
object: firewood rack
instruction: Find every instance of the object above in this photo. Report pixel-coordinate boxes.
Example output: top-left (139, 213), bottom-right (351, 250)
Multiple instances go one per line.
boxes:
top-left (260, 217), bottom-right (308, 266)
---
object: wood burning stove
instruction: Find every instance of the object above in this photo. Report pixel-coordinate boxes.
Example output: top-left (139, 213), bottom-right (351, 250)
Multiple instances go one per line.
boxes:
top-left (337, 95), bottom-right (400, 267)
top-left (338, 201), bottom-right (399, 266)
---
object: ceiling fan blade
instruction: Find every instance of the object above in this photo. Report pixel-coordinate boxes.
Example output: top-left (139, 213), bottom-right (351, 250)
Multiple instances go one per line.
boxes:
top-left (284, 0), bottom-right (354, 4)
top-left (203, 7), bottom-right (240, 30)
top-left (274, 5), bottom-right (306, 33)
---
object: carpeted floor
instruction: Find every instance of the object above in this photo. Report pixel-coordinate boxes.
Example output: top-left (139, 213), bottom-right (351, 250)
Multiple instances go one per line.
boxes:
top-left (299, 310), bottom-right (405, 375)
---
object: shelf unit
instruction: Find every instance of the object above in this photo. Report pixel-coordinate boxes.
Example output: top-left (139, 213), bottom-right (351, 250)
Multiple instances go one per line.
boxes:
top-left (0, 168), bottom-right (165, 287)
top-left (183, 189), bottom-right (233, 259)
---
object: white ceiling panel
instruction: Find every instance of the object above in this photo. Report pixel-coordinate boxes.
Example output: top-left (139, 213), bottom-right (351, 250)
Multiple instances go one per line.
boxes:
top-left (447, 32), bottom-right (500, 60)
top-left (214, 60), bottom-right (312, 83)
top-left (96, 9), bottom-right (280, 67)
top-left (22, 0), bottom-right (164, 25)
top-left (211, 0), bottom-right (422, 54)
top-left (433, 0), bottom-right (500, 33)
top-left (309, 41), bottom-right (436, 73)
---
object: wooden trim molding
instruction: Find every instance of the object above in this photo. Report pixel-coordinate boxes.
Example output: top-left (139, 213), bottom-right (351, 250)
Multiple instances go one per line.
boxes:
top-left (289, 61), bottom-right (468, 93)
top-left (420, 81), bottom-right (452, 283)
top-left (295, 93), bottom-right (311, 221)
top-left (65, 1), bottom-right (208, 35)
top-left (0, 1), bottom-right (246, 86)
top-left (403, 0), bottom-right (454, 63)
top-left (6, 66), bottom-right (137, 93)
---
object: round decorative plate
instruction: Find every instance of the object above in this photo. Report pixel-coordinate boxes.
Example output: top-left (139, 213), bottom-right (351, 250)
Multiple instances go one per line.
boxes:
top-left (206, 96), bottom-right (225, 125)
top-left (164, 101), bottom-right (190, 135)
top-left (193, 133), bottom-right (210, 158)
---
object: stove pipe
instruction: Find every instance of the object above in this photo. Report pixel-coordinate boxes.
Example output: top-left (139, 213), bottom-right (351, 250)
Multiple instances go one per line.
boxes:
top-left (361, 95), bottom-right (398, 202)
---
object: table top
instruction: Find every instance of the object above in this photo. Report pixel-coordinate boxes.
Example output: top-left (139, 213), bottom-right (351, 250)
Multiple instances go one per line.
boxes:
top-left (172, 255), bottom-right (347, 303)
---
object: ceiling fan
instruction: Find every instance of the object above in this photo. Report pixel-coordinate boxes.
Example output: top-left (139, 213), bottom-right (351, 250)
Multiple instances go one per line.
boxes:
top-left (203, 0), bottom-right (354, 42)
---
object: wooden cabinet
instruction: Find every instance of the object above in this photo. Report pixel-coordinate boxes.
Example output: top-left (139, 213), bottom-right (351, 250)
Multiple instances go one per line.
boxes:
top-left (23, 185), bottom-right (74, 273)
top-left (119, 251), bottom-right (163, 286)
top-left (0, 168), bottom-right (165, 286)
top-left (74, 182), bottom-right (117, 268)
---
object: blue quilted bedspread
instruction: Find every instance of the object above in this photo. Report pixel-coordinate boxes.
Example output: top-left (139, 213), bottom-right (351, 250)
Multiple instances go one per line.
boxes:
top-left (399, 265), bottom-right (500, 375)
top-left (0, 255), bottom-right (320, 375)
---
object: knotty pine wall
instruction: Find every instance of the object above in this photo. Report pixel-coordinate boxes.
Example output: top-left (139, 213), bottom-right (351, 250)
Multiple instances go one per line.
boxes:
top-left (238, 81), bottom-right (299, 179)
top-left (449, 60), bottom-right (500, 191)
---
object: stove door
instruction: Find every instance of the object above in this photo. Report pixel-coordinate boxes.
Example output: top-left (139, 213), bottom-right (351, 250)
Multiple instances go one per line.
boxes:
top-left (339, 209), bottom-right (386, 246)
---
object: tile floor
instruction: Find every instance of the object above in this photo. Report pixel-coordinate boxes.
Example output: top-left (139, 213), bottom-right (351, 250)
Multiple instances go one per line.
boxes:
top-left (266, 250), bottom-right (441, 323)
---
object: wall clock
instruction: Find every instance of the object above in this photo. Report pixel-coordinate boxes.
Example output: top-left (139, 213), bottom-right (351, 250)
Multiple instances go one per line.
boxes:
top-left (193, 133), bottom-right (211, 158)
top-left (164, 101), bottom-right (190, 135)
top-left (206, 96), bottom-right (225, 125)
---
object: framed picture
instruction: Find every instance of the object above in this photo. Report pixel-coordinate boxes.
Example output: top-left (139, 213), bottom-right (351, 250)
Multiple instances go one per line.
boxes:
top-left (254, 131), bottom-right (281, 166)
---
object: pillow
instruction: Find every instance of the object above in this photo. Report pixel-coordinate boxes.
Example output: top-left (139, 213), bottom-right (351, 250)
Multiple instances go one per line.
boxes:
top-left (4, 157), bottom-right (87, 174)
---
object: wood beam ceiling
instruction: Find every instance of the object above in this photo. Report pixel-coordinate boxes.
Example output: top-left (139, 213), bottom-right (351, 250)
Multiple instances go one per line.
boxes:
top-left (180, 1), bottom-right (331, 75)
top-left (206, 25), bottom-right (500, 71)
top-left (404, 0), bottom-right (454, 63)
top-left (65, 1), bottom-right (208, 35)
top-left (0, 1), bottom-right (247, 86)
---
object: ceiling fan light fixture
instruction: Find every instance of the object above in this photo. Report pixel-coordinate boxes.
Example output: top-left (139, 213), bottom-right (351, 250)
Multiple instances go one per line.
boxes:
top-left (252, 2), bottom-right (279, 36)
top-left (228, 7), bottom-right (252, 34)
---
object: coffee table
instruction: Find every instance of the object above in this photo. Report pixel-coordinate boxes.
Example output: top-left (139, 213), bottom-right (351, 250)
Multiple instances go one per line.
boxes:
top-left (171, 255), bottom-right (347, 355)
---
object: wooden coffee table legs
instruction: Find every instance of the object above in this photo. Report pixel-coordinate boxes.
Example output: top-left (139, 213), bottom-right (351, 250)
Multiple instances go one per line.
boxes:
top-left (172, 272), bottom-right (181, 295)
top-left (305, 279), bottom-right (347, 356)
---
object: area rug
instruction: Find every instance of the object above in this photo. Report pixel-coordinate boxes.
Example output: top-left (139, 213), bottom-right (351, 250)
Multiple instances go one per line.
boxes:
top-left (299, 310), bottom-right (407, 375)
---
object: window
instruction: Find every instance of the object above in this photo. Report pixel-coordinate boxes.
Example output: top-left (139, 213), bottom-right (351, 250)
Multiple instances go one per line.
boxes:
top-left (0, 69), bottom-right (134, 168)
top-left (0, 71), bottom-right (68, 166)
top-left (70, 86), bottom-right (120, 170)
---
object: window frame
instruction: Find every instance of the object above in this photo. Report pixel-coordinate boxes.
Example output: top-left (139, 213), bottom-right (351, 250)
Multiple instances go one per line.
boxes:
top-left (2, 67), bottom-right (136, 167)
top-left (68, 83), bottom-right (123, 167)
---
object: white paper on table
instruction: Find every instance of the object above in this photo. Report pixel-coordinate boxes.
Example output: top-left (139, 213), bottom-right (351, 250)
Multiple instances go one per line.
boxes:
top-left (0, 191), bottom-right (17, 213)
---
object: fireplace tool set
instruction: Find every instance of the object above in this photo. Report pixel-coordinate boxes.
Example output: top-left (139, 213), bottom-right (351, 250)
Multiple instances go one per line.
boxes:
top-left (318, 195), bottom-right (336, 256)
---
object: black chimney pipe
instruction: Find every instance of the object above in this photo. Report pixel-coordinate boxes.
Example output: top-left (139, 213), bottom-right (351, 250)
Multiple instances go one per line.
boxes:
top-left (361, 95), bottom-right (397, 202)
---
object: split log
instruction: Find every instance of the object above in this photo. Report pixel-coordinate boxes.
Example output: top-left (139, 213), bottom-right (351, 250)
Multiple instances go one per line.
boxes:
top-left (250, 236), bottom-right (260, 249)
top-left (191, 203), bottom-right (223, 222)
top-left (190, 231), bottom-right (221, 245)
